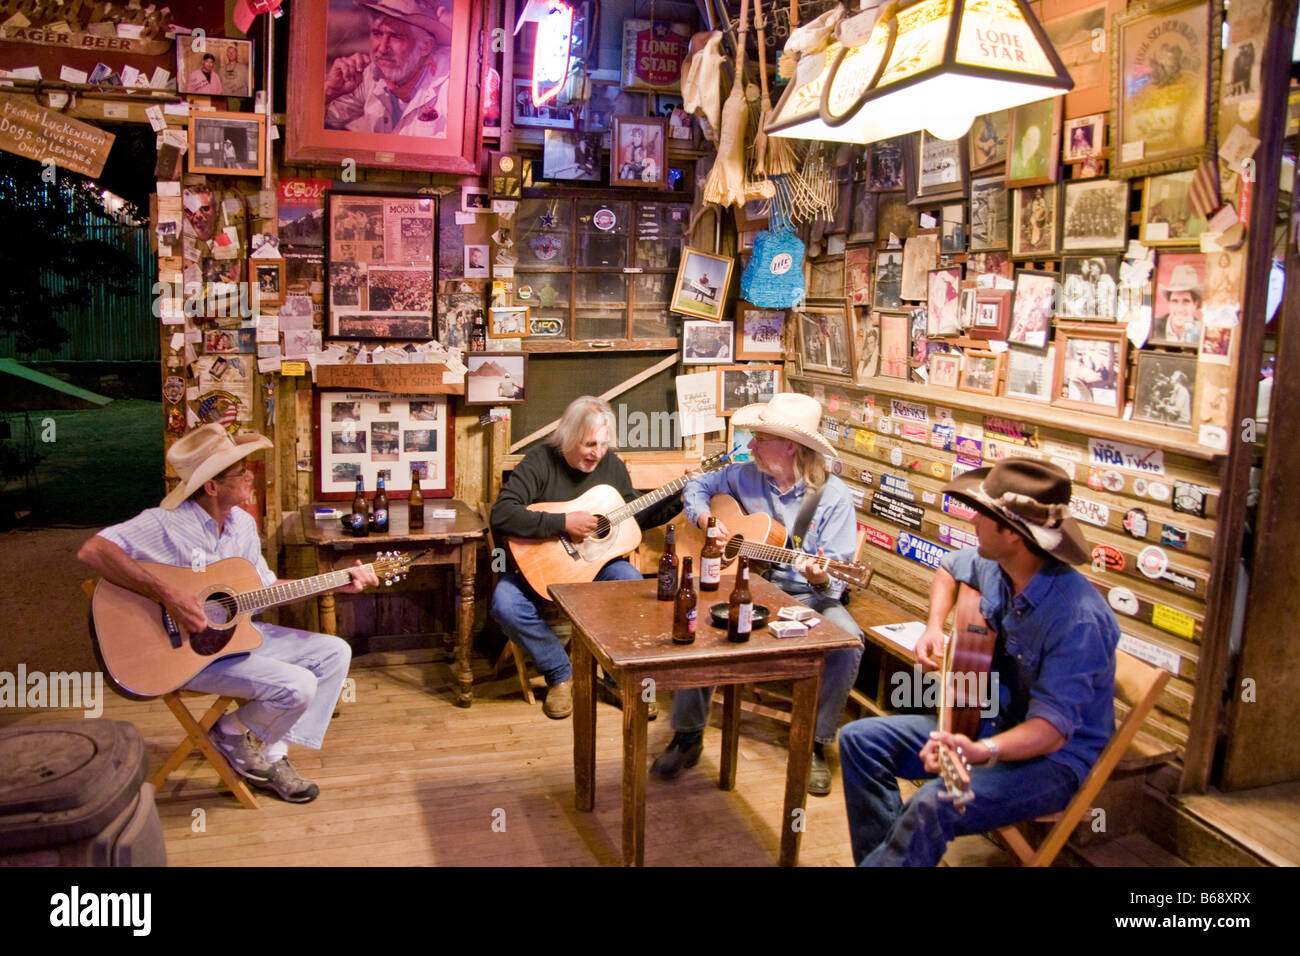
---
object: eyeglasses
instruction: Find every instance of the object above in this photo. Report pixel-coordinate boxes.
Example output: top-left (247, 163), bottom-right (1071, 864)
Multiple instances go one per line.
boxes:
top-left (216, 467), bottom-right (252, 482)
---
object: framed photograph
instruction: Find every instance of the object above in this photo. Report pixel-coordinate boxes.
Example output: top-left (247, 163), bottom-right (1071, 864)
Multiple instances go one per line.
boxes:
top-left (868, 139), bottom-right (906, 191)
top-left (460, 186), bottom-right (490, 212)
top-left (1132, 351), bottom-right (1197, 427)
top-left (287, 0), bottom-right (486, 174)
top-left (927, 268), bottom-right (963, 337)
top-left (327, 191), bottom-right (437, 341)
top-left (1140, 170), bottom-right (1210, 245)
top-left (1150, 252), bottom-right (1206, 346)
top-left (959, 350), bottom-right (1005, 396)
top-left (717, 364), bottom-right (781, 416)
top-left (877, 192), bottom-right (915, 242)
top-left (969, 111), bottom-right (1010, 171)
top-left (1199, 323), bottom-right (1233, 364)
top-left (1044, 0), bottom-right (1124, 118)
top-left (852, 308), bottom-right (880, 382)
top-left (878, 311), bottom-right (911, 380)
top-left (1011, 185), bottom-right (1062, 258)
top-left (1006, 97), bottom-right (1063, 188)
top-left (907, 132), bottom-right (969, 205)
top-left (797, 305), bottom-right (853, 377)
top-left (541, 129), bottom-right (603, 181)
top-left (848, 183), bottom-right (878, 242)
top-left (728, 421), bottom-right (756, 463)
top-left (900, 233), bottom-right (940, 301)
top-left (314, 391), bottom-right (452, 500)
top-left (465, 352), bottom-right (527, 404)
top-left (681, 319), bottom-right (734, 364)
top-left (928, 352), bottom-right (962, 389)
top-left (611, 115), bottom-right (667, 188)
top-left (670, 248), bottom-right (734, 320)
top-left (734, 302), bottom-right (786, 360)
top-left (808, 258), bottom-right (846, 299)
top-left (252, 259), bottom-right (284, 307)
top-left (874, 250), bottom-right (903, 309)
top-left (464, 244), bottom-right (490, 278)
top-left (940, 204), bottom-right (966, 253)
top-left (972, 288), bottom-right (1013, 341)
top-left (970, 251), bottom-right (1014, 280)
top-left (582, 81), bottom-right (646, 132)
top-left (969, 176), bottom-right (1010, 251)
top-left (487, 305), bottom-right (528, 338)
top-left (1111, 0), bottom-right (1219, 179)
top-left (1063, 113), bottom-right (1106, 162)
top-left (1061, 256), bottom-right (1121, 320)
top-left (188, 111), bottom-right (266, 176)
top-left (436, 291), bottom-right (482, 351)
top-left (1004, 345), bottom-right (1056, 402)
top-left (1052, 324), bottom-right (1127, 415)
top-left (512, 78), bottom-right (577, 129)
top-left (845, 246), bottom-right (873, 306)
top-left (1009, 270), bottom-right (1059, 349)
top-left (1061, 179), bottom-right (1129, 251)
top-left (177, 36), bottom-right (254, 97)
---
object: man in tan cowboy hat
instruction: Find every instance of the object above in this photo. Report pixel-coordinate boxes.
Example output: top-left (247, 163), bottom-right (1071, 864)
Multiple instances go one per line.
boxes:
top-left (1152, 262), bottom-right (1203, 346)
top-left (651, 392), bottom-right (865, 796)
top-left (324, 0), bottom-right (452, 137)
top-left (837, 459), bottom-right (1120, 865)
top-left (78, 425), bottom-right (378, 803)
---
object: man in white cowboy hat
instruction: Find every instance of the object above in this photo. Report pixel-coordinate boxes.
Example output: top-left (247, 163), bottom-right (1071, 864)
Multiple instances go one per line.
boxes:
top-left (324, 0), bottom-right (452, 137)
top-left (1152, 263), bottom-right (1203, 346)
top-left (837, 459), bottom-right (1120, 865)
top-left (78, 425), bottom-right (378, 803)
top-left (651, 392), bottom-right (865, 796)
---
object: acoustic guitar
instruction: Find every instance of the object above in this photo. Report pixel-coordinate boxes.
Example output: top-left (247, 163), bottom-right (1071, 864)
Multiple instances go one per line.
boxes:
top-left (676, 494), bottom-right (873, 589)
top-left (934, 584), bottom-right (998, 811)
top-left (91, 551), bottom-right (414, 698)
top-left (506, 452), bottom-right (730, 598)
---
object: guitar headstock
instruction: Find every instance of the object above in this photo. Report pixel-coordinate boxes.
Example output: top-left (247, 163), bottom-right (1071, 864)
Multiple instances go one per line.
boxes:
top-left (373, 550), bottom-right (414, 587)
top-left (697, 450), bottom-right (732, 474)
top-left (935, 744), bottom-right (974, 811)
top-left (829, 561), bottom-right (874, 590)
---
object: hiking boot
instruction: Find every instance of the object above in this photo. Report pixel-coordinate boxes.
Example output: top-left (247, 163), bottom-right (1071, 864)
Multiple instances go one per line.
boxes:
top-left (651, 732), bottom-right (703, 780)
top-left (808, 751), bottom-right (832, 797)
top-left (543, 679), bottom-right (573, 719)
top-left (254, 758), bottom-right (320, 803)
top-left (208, 725), bottom-right (272, 781)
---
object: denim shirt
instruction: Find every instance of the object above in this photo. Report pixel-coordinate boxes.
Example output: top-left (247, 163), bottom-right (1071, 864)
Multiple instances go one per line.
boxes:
top-left (683, 462), bottom-right (858, 600)
top-left (941, 546), bottom-right (1119, 783)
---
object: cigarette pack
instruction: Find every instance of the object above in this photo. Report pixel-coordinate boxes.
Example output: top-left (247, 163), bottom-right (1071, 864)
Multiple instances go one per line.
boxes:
top-left (769, 620), bottom-right (809, 639)
top-left (778, 605), bottom-right (817, 622)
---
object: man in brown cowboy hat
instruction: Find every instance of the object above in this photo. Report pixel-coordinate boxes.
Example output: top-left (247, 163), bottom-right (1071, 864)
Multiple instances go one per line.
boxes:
top-left (78, 425), bottom-right (378, 803)
top-left (837, 459), bottom-right (1120, 865)
top-left (651, 392), bottom-right (865, 796)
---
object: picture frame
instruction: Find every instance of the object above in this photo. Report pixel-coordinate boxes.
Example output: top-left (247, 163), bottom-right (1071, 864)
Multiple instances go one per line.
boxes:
top-left (1003, 344), bottom-right (1057, 402)
top-left (188, 111), bottom-right (266, 176)
top-left (873, 250), bottom-right (904, 309)
top-left (848, 183), bottom-right (878, 242)
top-left (877, 192), bottom-right (915, 242)
top-left (728, 421), bottom-right (757, 463)
top-left (878, 311), bottom-right (912, 380)
top-left (969, 111), bottom-right (1009, 171)
top-left (465, 351), bottom-right (527, 404)
top-left (972, 288), bottom-right (1013, 341)
top-left (734, 302), bottom-right (786, 360)
top-left (1006, 97), bottom-right (1063, 188)
top-left (611, 115), bottom-right (667, 188)
top-left (314, 391), bottom-right (452, 500)
top-left (177, 36), bottom-right (255, 97)
top-left (436, 291), bottom-right (482, 351)
top-left (940, 204), bottom-right (966, 253)
top-left (1150, 251), bottom-right (1206, 347)
top-left (460, 186), bottom-right (490, 212)
top-left (1132, 350), bottom-right (1197, 427)
top-left (845, 246), bottom-right (873, 306)
top-left (512, 77), bottom-right (577, 129)
top-left (681, 319), bottom-right (734, 364)
top-left (1044, 0), bottom-right (1124, 119)
top-left (1061, 255), bottom-right (1122, 320)
top-left (717, 364), bottom-right (782, 416)
top-left (287, 0), bottom-right (486, 174)
top-left (464, 244), bottom-right (490, 278)
top-left (1009, 270), bottom-right (1059, 349)
top-left (959, 350), bottom-right (1005, 396)
top-left (969, 175), bottom-right (1011, 251)
top-left (868, 139), bottom-right (906, 191)
top-left (541, 129), bottom-right (603, 181)
top-left (928, 352), bottom-right (962, 389)
top-left (906, 132), bottom-right (969, 206)
top-left (852, 307), bottom-right (881, 382)
top-left (1052, 323), bottom-right (1128, 415)
top-left (581, 80), bottom-right (646, 132)
top-left (926, 267), bottom-right (963, 337)
top-left (1140, 170), bottom-right (1210, 245)
top-left (670, 248), bottom-right (734, 320)
top-left (807, 258), bottom-right (846, 300)
top-left (1011, 185), bottom-right (1062, 258)
top-left (252, 258), bottom-right (285, 308)
top-left (1063, 113), bottom-right (1107, 162)
top-left (900, 233), bottom-right (940, 301)
top-left (487, 305), bottom-right (529, 338)
top-left (1111, 0), bottom-right (1220, 180)
top-left (327, 191), bottom-right (437, 341)
top-left (797, 304), bottom-right (854, 377)
top-left (1061, 179), bottom-right (1129, 251)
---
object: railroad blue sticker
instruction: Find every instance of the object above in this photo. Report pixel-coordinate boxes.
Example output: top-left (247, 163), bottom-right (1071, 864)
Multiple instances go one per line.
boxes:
top-left (896, 532), bottom-right (950, 569)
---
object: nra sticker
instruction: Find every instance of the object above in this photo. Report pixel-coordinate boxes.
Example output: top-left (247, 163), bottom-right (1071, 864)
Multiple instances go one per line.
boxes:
top-left (1102, 469), bottom-right (1125, 493)
top-left (1173, 480), bottom-right (1207, 516)
top-left (1137, 546), bottom-right (1169, 579)
top-left (1123, 508), bottom-right (1149, 539)
top-left (1092, 545), bottom-right (1125, 571)
top-left (592, 207), bottom-right (617, 231)
top-left (1108, 586), bottom-right (1140, 617)
top-left (1161, 524), bottom-right (1189, 549)
top-left (1147, 481), bottom-right (1171, 502)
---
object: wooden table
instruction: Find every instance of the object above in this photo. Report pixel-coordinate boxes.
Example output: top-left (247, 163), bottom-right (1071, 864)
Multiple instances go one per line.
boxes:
top-left (550, 575), bottom-right (862, 867)
top-left (300, 501), bottom-right (487, 706)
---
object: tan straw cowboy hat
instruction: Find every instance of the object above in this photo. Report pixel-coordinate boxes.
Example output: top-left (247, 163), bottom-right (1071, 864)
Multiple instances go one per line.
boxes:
top-left (731, 392), bottom-right (835, 458)
top-left (1159, 263), bottom-right (1201, 295)
top-left (941, 459), bottom-right (1090, 565)
top-left (356, 0), bottom-right (453, 44)
top-left (160, 424), bottom-right (272, 510)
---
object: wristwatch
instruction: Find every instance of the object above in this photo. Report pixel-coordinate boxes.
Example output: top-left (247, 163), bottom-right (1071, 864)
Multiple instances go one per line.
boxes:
top-left (980, 738), bottom-right (1000, 767)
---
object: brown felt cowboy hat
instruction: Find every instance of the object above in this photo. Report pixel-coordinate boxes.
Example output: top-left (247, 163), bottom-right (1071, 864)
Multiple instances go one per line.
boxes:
top-left (731, 392), bottom-right (836, 458)
top-left (355, 0), bottom-right (453, 44)
top-left (942, 459), bottom-right (1090, 565)
top-left (160, 424), bottom-right (272, 510)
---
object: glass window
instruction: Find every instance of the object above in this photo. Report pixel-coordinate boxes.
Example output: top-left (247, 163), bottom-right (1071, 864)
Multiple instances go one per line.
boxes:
top-left (576, 312), bottom-right (627, 341)
top-left (576, 273), bottom-right (628, 307)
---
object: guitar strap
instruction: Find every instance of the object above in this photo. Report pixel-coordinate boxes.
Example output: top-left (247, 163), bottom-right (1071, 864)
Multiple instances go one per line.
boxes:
top-left (788, 482), bottom-right (825, 552)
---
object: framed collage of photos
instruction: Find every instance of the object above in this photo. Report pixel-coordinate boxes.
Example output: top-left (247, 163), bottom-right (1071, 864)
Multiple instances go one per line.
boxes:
top-left (327, 192), bottom-right (437, 340)
top-left (314, 391), bottom-right (452, 500)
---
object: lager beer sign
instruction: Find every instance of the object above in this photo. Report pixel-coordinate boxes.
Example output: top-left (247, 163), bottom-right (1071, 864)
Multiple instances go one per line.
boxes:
top-left (621, 20), bottom-right (690, 92)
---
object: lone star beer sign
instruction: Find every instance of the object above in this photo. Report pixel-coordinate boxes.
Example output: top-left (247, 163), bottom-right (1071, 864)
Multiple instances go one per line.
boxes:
top-left (621, 20), bottom-right (690, 92)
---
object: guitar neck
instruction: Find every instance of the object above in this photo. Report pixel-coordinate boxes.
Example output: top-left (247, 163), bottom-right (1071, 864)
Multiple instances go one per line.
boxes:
top-left (605, 472), bottom-right (696, 526)
top-left (729, 538), bottom-right (856, 586)
top-left (233, 565), bottom-right (370, 615)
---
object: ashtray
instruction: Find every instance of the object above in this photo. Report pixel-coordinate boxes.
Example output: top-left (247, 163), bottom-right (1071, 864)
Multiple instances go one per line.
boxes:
top-left (708, 603), bottom-right (771, 629)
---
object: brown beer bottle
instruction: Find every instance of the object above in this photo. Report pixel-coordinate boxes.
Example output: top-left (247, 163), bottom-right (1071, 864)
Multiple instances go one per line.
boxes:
top-left (672, 556), bottom-right (698, 645)
top-left (657, 524), bottom-right (679, 600)
top-left (408, 469), bottom-right (424, 531)
top-left (699, 515), bottom-right (723, 592)
top-left (348, 476), bottom-right (369, 537)
top-left (726, 556), bottom-right (753, 643)
top-left (371, 475), bottom-right (389, 533)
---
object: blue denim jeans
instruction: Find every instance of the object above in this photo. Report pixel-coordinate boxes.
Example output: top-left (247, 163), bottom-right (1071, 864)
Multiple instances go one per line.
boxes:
top-left (183, 622), bottom-right (351, 750)
top-left (490, 560), bottom-right (643, 686)
top-left (668, 590), bottom-right (865, 745)
top-left (838, 713), bottom-right (1080, 866)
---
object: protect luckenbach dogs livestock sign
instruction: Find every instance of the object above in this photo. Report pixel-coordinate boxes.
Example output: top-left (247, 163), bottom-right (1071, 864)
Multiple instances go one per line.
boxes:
top-left (0, 94), bottom-right (114, 176)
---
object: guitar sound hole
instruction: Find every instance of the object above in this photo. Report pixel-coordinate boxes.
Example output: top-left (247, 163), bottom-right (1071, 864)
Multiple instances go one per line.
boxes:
top-left (204, 592), bottom-right (238, 628)
top-left (724, 536), bottom-right (744, 561)
top-left (591, 516), bottom-right (611, 541)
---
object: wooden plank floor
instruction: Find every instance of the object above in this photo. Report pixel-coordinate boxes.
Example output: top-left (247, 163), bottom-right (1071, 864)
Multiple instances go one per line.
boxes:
top-left (1174, 784), bottom-right (1300, 867)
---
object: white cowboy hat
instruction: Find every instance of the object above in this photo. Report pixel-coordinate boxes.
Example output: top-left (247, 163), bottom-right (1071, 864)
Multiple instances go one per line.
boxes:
top-left (355, 0), bottom-right (453, 44)
top-left (731, 392), bottom-right (835, 458)
top-left (161, 424), bottom-right (272, 510)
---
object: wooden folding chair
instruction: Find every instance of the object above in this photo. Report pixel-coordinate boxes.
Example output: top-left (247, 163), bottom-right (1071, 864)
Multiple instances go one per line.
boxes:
top-left (478, 502), bottom-right (553, 704)
top-left (993, 649), bottom-right (1170, 866)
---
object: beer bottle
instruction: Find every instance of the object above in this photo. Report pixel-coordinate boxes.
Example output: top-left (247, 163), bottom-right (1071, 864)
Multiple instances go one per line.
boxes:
top-left (348, 476), bottom-right (369, 537)
top-left (726, 556), bottom-right (753, 643)
top-left (408, 469), bottom-right (424, 531)
top-left (672, 556), bottom-right (697, 645)
top-left (699, 515), bottom-right (723, 592)
top-left (657, 524), bottom-right (679, 600)
top-left (371, 475), bottom-right (389, 533)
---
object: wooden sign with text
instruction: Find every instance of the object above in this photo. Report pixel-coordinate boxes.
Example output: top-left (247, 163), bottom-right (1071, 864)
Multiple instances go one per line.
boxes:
top-left (315, 363), bottom-right (464, 395)
top-left (0, 94), bottom-right (114, 175)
